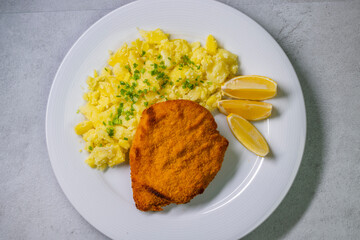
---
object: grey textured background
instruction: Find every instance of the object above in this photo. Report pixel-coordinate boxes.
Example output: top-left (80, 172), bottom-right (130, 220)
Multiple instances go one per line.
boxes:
top-left (1, 0), bottom-right (359, 239)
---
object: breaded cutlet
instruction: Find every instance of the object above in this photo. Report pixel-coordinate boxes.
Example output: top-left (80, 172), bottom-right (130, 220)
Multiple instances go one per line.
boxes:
top-left (129, 100), bottom-right (228, 211)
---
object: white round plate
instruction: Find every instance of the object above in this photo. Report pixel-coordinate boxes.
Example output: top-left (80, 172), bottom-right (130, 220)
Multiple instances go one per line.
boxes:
top-left (46, 0), bottom-right (306, 239)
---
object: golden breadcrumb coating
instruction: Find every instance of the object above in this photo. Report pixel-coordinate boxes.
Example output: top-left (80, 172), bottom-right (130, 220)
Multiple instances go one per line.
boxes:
top-left (130, 100), bottom-right (228, 211)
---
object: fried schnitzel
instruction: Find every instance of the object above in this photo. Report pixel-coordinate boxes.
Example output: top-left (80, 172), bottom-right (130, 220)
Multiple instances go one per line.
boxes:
top-left (129, 100), bottom-right (228, 211)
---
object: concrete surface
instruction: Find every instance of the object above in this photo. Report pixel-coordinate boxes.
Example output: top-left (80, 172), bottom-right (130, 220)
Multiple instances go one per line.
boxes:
top-left (0, 0), bottom-right (359, 239)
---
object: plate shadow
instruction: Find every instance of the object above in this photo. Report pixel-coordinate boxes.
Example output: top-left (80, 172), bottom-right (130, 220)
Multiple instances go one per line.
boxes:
top-left (242, 54), bottom-right (324, 239)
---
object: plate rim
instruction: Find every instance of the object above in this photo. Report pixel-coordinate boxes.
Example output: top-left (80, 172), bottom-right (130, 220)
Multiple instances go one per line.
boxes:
top-left (46, 0), bottom-right (307, 239)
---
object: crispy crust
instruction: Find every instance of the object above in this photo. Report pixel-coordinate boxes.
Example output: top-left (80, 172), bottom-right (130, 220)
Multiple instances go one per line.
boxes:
top-left (130, 100), bottom-right (228, 211)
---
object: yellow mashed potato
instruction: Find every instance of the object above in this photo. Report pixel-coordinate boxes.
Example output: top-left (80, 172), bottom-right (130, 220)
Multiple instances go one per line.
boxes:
top-left (75, 29), bottom-right (238, 170)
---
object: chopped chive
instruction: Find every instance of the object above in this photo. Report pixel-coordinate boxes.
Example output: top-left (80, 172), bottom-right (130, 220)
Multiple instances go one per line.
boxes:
top-left (106, 127), bottom-right (114, 137)
top-left (141, 68), bottom-right (145, 74)
top-left (141, 50), bottom-right (146, 57)
top-left (144, 102), bottom-right (148, 107)
top-left (124, 137), bottom-right (128, 140)
top-left (103, 121), bottom-right (106, 126)
top-left (156, 72), bottom-right (165, 80)
top-left (133, 63), bottom-right (138, 68)
top-left (150, 70), bottom-right (157, 76)
top-left (88, 146), bottom-right (93, 150)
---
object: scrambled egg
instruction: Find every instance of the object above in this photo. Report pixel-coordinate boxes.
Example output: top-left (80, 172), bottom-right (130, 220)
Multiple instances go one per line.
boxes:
top-left (75, 29), bottom-right (238, 170)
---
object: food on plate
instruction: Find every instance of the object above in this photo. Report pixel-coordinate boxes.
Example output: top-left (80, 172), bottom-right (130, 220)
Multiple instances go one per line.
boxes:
top-left (227, 113), bottom-right (269, 157)
top-left (75, 29), bottom-right (238, 170)
top-left (217, 99), bottom-right (272, 121)
top-left (221, 75), bottom-right (277, 100)
top-left (219, 75), bottom-right (277, 155)
top-left (130, 100), bottom-right (229, 211)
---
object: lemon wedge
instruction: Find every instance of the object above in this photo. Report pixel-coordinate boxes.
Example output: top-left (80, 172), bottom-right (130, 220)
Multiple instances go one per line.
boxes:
top-left (227, 113), bottom-right (269, 157)
top-left (221, 75), bottom-right (277, 100)
top-left (218, 100), bottom-right (272, 121)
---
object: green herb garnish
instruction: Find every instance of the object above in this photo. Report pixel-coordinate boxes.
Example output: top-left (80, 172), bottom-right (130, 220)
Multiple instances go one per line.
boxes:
top-left (106, 127), bottom-right (114, 137)
top-left (125, 65), bottom-right (131, 72)
top-left (143, 79), bottom-right (151, 86)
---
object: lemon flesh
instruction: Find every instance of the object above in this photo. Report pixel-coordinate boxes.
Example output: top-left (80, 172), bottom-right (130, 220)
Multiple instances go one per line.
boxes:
top-left (222, 75), bottom-right (277, 100)
top-left (218, 99), bottom-right (272, 121)
top-left (227, 113), bottom-right (269, 157)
